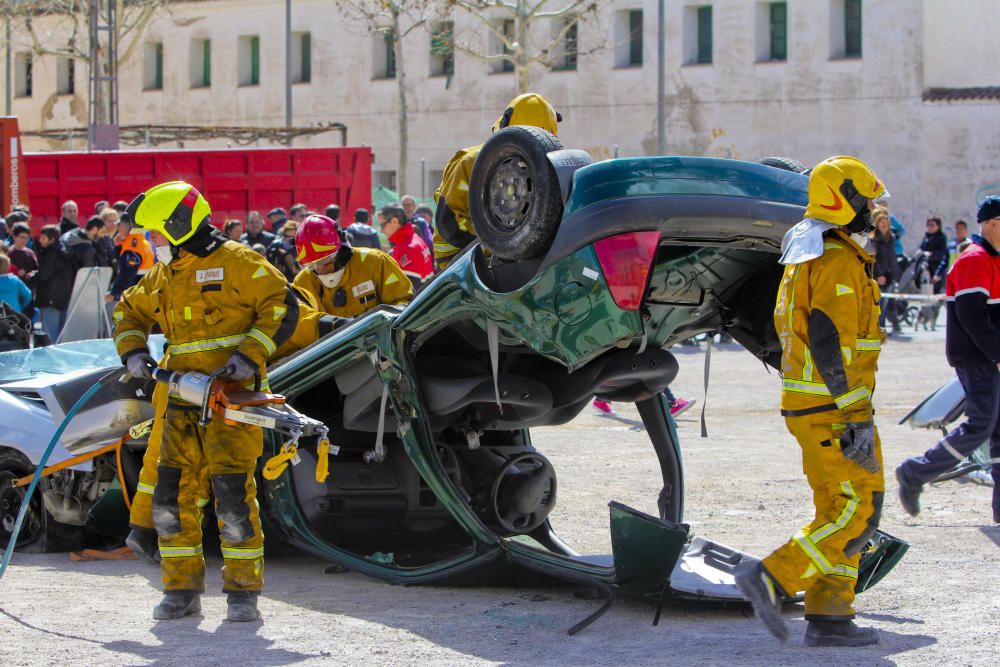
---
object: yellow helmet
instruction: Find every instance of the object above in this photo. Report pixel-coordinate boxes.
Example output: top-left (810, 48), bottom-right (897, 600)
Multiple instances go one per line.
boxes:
top-left (492, 93), bottom-right (561, 135)
top-left (804, 156), bottom-right (887, 226)
top-left (124, 181), bottom-right (212, 245)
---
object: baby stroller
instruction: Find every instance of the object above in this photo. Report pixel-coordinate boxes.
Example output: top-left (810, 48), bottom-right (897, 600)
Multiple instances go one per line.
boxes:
top-left (0, 303), bottom-right (51, 352)
top-left (892, 250), bottom-right (941, 330)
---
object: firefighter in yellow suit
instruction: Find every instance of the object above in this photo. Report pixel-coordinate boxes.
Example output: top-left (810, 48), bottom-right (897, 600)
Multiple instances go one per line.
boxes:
top-left (292, 213), bottom-right (412, 316)
top-left (432, 93), bottom-right (561, 269)
top-left (734, 157), bottom-right (889, 647)
top-left (115, 181), bottom-right (298, 622)
top-left (125, 286), bottom-right (339, 563)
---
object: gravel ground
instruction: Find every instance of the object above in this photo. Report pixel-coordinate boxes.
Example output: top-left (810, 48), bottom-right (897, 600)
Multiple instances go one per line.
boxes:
top-left (2, 325), bottom-right (997, 666)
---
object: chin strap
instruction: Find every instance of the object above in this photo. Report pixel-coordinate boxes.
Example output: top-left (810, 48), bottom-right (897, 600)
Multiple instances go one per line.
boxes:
top-left (179, 225), bottom-right (227, 257)
top-left (334, 244), bottom-right (354, 270)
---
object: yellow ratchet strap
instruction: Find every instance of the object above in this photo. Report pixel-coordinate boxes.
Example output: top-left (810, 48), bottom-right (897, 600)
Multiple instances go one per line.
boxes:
top-left (315, 438), bottom-right (333, 483)
top-left (263, 441), bottom-right (300, 480)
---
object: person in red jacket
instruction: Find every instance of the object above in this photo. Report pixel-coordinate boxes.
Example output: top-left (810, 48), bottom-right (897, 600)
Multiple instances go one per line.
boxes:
top-left (897, 195), bottom-right (1000, 522)
top-left (379, 203), bottom-right (433, 288)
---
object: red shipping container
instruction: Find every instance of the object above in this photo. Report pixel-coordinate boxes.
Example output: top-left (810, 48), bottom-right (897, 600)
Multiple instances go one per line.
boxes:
top-left (20, 145), bottom-right (372, 233)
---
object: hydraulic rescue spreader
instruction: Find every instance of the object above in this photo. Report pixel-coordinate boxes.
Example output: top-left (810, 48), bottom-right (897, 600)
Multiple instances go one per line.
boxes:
top-left (149, 367), bottom-right (338, 482)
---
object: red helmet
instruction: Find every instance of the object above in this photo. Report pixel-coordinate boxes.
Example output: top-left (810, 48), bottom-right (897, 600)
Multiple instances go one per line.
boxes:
top-left (295, 214), bottom-right (342, 265)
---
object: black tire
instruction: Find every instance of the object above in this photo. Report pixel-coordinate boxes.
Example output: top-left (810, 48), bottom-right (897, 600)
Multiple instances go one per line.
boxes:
top-left (469, 125), bottom-right (564, 261)
top-left (0, 448), bottom-right (86, 552)
top-left (757, 156), bottom-right (808, 174)
top-left (0, 448), bottom-right (45, 550)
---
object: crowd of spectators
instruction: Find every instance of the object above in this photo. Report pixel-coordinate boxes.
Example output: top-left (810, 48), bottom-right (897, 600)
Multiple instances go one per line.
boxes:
top-left (0, 190), bottom-right (983, 350)
top-left (0, 200), bottom-right (131, 340)
top-left (866, 206), bottom-right (974, 339)
top-left (0, 194), bottom-right (436, 344)
top-left (225, 195), bottom-right (435, 287)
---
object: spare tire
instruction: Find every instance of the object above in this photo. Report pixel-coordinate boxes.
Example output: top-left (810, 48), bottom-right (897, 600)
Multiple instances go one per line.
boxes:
top-left (469, 126), bottom-right (564, 261)
top-left (757, 156), bottom-right (808, 173)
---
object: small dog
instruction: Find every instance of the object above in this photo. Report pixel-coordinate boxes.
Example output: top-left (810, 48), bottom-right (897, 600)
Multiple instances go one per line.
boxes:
top-left (916, 300), bottom-right (942, 330)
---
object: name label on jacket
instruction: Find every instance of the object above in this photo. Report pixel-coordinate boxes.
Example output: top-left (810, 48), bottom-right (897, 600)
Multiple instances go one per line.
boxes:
top-left (196, 268), bottom-right (224, 283)
top-left (352, 280), bottom-right (375, 297)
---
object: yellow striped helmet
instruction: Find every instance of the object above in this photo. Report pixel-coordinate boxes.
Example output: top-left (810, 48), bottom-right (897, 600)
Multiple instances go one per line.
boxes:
top-left (804, 156), bottom-right (888, 227)
top-left (124, 181), bottom-right (212, 245)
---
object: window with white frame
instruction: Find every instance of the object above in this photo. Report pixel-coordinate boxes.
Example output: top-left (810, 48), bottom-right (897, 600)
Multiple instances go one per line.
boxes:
top-left (190, 38), bottom-right (211, 88)
top-left (683, 5), bottom-right (713, 65)
top-left (429, 21), bottom-right (454, 77)
top-left (551, 15), bottom-right (579, 71)
top-left (830, 0), bottom-right (862, 59)
top-left (238, 35), bottom-right (260, 86)
top-left (373, 30), bottom-right (396, 79)
top-left (614, 8), bottom-right (643, 67)
top-left (56, 56), bottom-right (75, 95)
top-left (755, 2), bottom-right (787, 62)
top-left (14, 53), bottom-right (31, 97)
top-left (293, 32), bottom-right (311, 83)
top-left (374, 170), bottom-right (397, 191)
top-left (143, 42), bottom-right (163, 90)
top-left (490, 18), bottom-right (516, 74)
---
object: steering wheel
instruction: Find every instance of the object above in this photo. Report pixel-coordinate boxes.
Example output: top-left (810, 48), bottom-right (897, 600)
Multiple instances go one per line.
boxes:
top-left (490, 453), bottom-right (557, 534)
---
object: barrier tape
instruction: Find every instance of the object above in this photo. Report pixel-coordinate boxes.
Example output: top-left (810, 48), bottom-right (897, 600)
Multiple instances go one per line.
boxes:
top-left (879, 293), bottom-right (946, 302)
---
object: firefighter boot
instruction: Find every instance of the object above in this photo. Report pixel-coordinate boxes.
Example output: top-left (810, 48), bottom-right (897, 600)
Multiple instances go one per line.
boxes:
top-left (227, 592), bottom-right (261, 622)
top-left (153, 591), bottom-right (201, 620)
top-left (734, 558), bottom-right (788, 642)
top-left (126, 527), bottom-right (161, 564)
top-left (805, 619), bottom-right (879, 647)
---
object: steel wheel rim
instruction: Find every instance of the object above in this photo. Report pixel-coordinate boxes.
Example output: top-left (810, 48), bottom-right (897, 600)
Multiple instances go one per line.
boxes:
top-left (486, 152), bottom-right (534, 235)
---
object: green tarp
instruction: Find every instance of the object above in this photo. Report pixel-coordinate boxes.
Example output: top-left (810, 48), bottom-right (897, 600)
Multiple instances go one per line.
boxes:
top-left (372, 186), bottom-right (436, 214)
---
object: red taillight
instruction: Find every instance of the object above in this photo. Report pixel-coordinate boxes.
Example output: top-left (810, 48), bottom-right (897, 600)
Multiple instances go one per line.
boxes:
top-left (593, 231), bottom-right (660, 311)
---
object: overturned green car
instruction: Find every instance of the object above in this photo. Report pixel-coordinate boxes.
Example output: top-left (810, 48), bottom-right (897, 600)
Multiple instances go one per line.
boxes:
top-left (0, 129), bottom-right (906, 627)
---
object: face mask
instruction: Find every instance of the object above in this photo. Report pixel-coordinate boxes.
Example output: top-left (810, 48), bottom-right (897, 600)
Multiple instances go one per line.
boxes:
top-left (317, 268), bottom-right (345, 288)
top-left (155, 245), bottom-right (174, 265)
top-left (850, 232), bottom-right (871, 250)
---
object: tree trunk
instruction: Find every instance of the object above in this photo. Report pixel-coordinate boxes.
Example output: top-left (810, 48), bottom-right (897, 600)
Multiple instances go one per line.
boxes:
top-left (393, 9), bottom-right (408, 195)
top-left (515, 5), bottom-right (530, 94)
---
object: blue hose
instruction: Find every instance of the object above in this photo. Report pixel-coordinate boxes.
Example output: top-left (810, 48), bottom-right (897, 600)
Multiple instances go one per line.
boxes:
top-left (0, 369), bottom-right (123, 580)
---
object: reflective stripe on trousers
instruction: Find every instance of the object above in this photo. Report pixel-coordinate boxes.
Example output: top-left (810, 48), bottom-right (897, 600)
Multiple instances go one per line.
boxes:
top-left (762, 413), bottom-right (884, 619)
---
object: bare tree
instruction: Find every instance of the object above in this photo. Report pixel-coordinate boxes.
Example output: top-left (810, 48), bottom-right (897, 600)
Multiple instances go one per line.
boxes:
top-left (445, 0), bottom-right (600, 94)
top-left (4, 0), bottom-right (168, 68)
top-left (3, 0), bottom-right (171, 132)
top-left (334, 0), bottom-right (435, 194)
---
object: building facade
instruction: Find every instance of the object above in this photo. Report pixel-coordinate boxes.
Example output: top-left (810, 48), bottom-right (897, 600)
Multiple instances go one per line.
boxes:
top-left (3, 0), bottom-right (998, 243)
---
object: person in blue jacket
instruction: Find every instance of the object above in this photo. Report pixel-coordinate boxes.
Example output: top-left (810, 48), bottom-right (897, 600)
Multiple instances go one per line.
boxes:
top-left (0, 254), bottom-right (32, 313)
top-left (890, 213), bottom-right (905, 257)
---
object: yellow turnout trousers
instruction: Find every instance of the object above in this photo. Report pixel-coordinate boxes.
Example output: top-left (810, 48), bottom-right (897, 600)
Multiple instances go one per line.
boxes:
top-left (154, 407), bottom-right (264, 593)
top-left (762, 413), bottom-right (885, 619)
top-left (129, 383), bottom-right (167, 531)
top-left (128, 287), bottom-right (329, 533)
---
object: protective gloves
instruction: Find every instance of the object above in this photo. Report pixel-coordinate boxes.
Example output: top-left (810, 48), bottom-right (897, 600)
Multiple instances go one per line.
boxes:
top-left (220, 352), bottom-right (258, 382)
top-left (840, 420), bottom-right (880, 473)
top-left (124, 352), bottom-right (156, 380)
